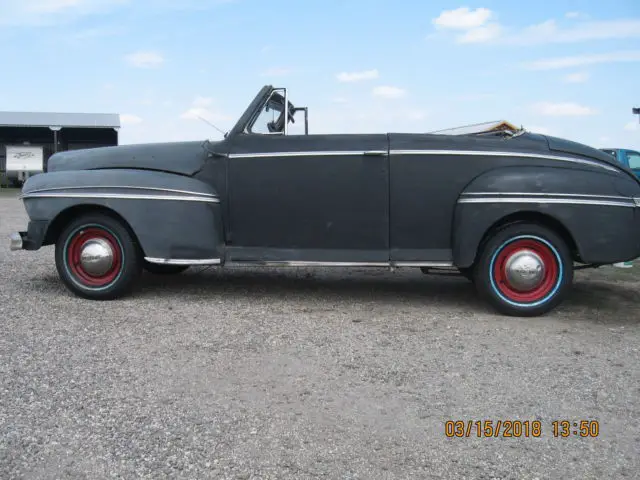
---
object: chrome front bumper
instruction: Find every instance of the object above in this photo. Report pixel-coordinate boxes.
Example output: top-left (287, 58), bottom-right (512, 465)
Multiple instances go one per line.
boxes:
top-left (9, 232), bottom-right (23, 251)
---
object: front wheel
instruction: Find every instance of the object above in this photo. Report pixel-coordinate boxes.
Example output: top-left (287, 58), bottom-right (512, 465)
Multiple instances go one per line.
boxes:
top-left (55, 213), bottom-right (143, 300)
top-left (474, 223), bottom-right (573, 317)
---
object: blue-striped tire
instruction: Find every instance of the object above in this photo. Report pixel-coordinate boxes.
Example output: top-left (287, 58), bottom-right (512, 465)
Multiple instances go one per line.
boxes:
top-left (474, 222), bottom-right (574, 317)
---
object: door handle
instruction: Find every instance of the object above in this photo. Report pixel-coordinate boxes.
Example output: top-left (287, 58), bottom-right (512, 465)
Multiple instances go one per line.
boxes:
top-left (363, 150), bottom-right (387, 156)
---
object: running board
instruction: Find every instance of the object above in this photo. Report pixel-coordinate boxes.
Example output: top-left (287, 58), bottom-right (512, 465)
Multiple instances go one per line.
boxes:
top-left (145, 258), bottom-right (455, 268)
top-left (224, 261), bottom-right (454, 268)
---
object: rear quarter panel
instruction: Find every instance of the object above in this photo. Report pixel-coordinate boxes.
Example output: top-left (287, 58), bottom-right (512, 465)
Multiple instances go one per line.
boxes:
top-left (388, 132), bottom-right (563, 262)
top-left (454, 166), bottom-right (640, 265)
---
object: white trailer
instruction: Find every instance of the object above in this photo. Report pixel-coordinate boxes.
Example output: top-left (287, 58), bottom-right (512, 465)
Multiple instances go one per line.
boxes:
top-left (5, 145), bottom-right (44, 185)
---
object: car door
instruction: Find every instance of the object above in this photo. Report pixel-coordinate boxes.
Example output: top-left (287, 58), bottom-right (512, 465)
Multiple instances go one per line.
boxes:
top-left (225, 133), bottom-right (390, 264)
top-left (624, 150), bottom-right (640, 178)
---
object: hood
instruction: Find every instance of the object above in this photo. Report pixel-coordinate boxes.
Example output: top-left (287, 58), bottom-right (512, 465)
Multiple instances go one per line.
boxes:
top-left (47, 141), bottom-right (211, 176)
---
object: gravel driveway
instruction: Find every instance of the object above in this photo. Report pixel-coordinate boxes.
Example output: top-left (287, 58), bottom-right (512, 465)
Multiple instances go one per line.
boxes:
top-left (1, 190), bottom-right (639, 479)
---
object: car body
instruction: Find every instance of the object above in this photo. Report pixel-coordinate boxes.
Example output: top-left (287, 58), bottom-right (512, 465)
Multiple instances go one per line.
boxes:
top-left (600, 148), bottom-right (640, 178)
top-left (9, 85), bottom-right (640, 316)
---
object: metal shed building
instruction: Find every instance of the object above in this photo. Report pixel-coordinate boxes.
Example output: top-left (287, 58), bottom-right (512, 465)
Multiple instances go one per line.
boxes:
top-left (0, 111), bottom-right (120, 186)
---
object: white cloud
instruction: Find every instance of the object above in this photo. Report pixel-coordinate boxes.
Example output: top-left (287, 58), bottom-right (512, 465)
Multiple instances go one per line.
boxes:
top-left (330, 97), bottom-right (349, 104)
top-left (565, 11), bottom-right (589, 19)
top-left (70, 25), bottom-right (125, 39)
top-left (457, 23), bottom-right (502, 43)
top-left (510, 19), bottom-right (640, 45)
top-left (405, 110), bottom-right (427, 121)
top-left (432, 7), bottom-right (492, 29)
top-left (180, 97), bottom-right (231, 128)
top-left (431, 10), bottom-right (640, 46)
top-left (523, 50), bottom-right (640, 70)
top-left (120, 113), bottom-right (142, 125)
top-left (451, 93), bottom-right (496, 101)
top-left (532, 102), bottom-right (596, 116)
top-left (624, 121), bottom-right (639, 131)
top-left (27, 0), bottom-right (90, 14)
top-left (125, 51), bottom-right (164, 68)
top-left (562, 72), bottom-right (589, 83)
top-left (372, 86), bottom-right (406, 99)
top-left (192, 96), bottom-right (214, 108)
top-left (336, 69), bottom-right (379, 82)
top-left (260, 67), bottom-right (291, 77)
top-left (0, 0), bottom-right (127, 26)
top-left (526, 125), bottom-right (552, 135)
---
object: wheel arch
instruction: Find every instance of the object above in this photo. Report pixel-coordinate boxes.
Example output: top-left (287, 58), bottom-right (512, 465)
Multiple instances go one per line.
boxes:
top-left (44, 204), bottom-right (144, 254)
top-left (453, 207), bottom-right (584, 269)
top-left (474, 211), bottom-right (581, 264)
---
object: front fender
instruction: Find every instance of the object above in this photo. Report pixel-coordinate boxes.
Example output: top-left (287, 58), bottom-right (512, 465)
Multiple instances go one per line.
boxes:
top-left (452, 166), bottom-right (640, 266)
top-left (20, 169), bottom-right (225, 262)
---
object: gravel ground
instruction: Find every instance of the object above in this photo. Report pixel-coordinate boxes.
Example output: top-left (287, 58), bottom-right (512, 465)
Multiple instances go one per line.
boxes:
top-left (1, 190), bottom-right (639, 479)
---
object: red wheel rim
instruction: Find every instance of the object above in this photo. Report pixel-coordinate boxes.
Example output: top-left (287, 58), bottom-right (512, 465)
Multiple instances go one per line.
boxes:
top-left (66, 227), bottom-right (122, 287)
top-left (492, 238), bottom-right (559, 303)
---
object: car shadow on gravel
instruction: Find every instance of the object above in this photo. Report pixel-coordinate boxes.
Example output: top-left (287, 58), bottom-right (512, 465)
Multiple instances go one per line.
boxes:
top-left (31, 268), bottom-right (640, 323)
top-left (569, 279), bottom-right (640, 312)
top-left (140, 267), bottom-right (640, 322)
top-left (140, 267), bottom-right (481, 300)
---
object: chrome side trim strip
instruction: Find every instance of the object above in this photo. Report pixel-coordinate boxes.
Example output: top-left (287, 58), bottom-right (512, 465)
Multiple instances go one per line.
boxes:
top-left (145, 257), bottom-right (222, 266)
top-left (228, 260), bottom-right (390, 267)
top-left (227, 149), bottom-right (619, 173)
top-left (20, 192), bottom-right (220, 203)
top-left (228, 150), bottom-right (370, 159)
top-left (458, 197), bottom-right (635, 208)
top-left (24, 185), bottom-right (218, 198)
top-left (461, 192), bottom-right (630, 200)
top-left (392, 149), bottom-right (619, 172)
top-left (393, 261), bottom-right (454, 267)
top-left (634, 197), bottom-right (640, 207)
top-left (225, 260), bottom-right (454, 267)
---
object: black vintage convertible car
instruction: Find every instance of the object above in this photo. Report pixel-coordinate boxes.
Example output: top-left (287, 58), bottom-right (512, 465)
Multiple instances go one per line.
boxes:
top-left (9, 85), bottom-right (640, 316)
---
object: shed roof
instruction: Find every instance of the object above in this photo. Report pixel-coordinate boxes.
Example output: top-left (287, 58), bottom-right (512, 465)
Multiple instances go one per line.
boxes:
top-left (0, 111), bottom-right (120, 129)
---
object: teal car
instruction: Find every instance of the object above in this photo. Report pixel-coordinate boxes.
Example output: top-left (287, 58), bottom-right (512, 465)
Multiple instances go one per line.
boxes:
top-left (600, 148), bottom-right (640, 178)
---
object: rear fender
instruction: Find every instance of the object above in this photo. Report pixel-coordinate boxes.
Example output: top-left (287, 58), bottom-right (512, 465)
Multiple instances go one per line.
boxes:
top-left (452, 166), bottom-right (640, 266)
top-left (20, 169), bottom-right (225, 262)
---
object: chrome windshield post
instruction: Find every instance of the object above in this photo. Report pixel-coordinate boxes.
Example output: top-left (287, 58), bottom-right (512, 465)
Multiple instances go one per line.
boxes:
top-left (283, 87), bottom-right (288, 136)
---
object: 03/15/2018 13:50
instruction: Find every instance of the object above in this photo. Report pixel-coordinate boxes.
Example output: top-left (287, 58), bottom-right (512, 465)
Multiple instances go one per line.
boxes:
top-left (444, 420), bottom-right (600, 438)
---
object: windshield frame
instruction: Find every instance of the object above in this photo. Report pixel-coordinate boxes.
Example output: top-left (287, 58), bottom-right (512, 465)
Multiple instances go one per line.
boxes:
top-left (245, 88), bottom-right (295, 135)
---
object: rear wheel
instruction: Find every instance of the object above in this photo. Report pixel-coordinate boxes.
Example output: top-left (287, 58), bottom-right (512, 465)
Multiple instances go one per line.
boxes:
top-left (474, 223), bottom-right (573, 317)
top-left (143, 261), bottom-right (190, 275)
top-left (55, 213), bottom-right (142, 300)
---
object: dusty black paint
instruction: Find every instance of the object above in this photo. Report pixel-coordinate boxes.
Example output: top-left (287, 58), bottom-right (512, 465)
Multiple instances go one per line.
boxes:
top-left (15, 85), bottom-right (640, 268)
top-left (22, 169), bottom-right (224, 260)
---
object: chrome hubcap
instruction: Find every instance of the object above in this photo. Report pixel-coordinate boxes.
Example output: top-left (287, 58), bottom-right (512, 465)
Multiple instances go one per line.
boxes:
top-left (79, 239), bottom-right (114, 276)
top-left (504, 250), bottom-right (545, 291)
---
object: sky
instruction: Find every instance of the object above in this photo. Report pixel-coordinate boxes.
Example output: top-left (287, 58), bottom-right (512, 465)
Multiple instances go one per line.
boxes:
top-left (0, 0), bottom-right (639, 149)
